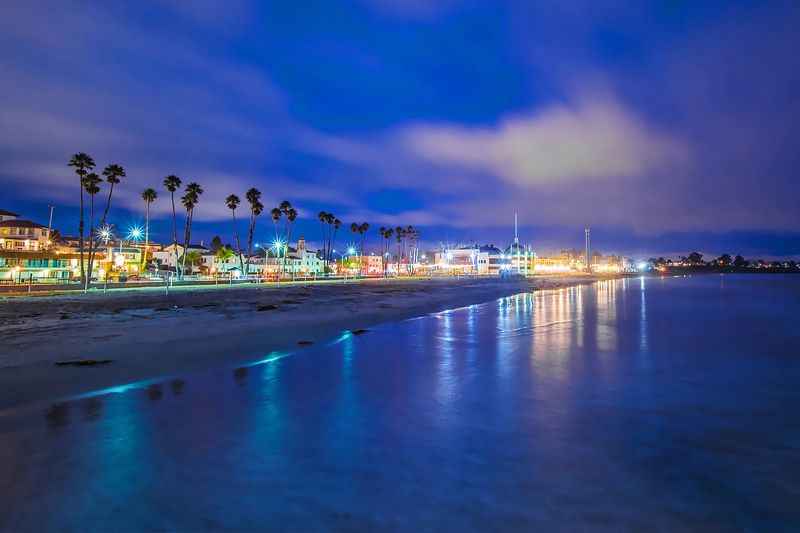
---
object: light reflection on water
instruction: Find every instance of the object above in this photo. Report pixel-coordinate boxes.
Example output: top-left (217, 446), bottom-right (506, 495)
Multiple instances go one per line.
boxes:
top-left (2, 275), bottom-right (800, 531)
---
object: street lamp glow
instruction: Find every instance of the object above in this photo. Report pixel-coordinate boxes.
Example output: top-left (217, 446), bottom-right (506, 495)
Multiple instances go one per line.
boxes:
top-left (127, 225), bottom-right (143, 241)
top-left (96, 225), bottom-right (113, 243)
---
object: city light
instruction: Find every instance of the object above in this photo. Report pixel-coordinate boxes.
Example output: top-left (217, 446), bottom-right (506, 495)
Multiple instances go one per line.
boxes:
top-left (347, 247), bottom-right (356, 255)
top-left (127, 225), bottom-right (143, 241)
top-left (272, 238), bottom-right (285, 252)
top-left (96, 225), bottom-right (113, 243)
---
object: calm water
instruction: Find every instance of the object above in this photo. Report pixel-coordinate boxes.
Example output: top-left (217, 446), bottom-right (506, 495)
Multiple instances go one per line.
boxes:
top-left (2, 275), bottom-right (800, 532)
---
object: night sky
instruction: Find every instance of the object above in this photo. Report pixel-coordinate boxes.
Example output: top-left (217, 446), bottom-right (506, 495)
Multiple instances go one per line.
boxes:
top-left (2, 0), bottom-right (799, 258)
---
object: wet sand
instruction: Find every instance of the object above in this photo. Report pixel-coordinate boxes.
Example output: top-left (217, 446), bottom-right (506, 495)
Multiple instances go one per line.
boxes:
top-left (0, 275), bottom-right (620, 410)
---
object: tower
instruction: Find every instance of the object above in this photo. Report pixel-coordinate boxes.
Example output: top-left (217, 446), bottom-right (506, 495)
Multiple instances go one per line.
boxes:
top-left (584, 227), bottom-right (591, 272)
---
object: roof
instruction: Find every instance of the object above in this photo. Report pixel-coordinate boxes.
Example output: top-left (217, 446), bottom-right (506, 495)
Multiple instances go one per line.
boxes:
top-left (0, 209), bottom-right (19, 217)
top-left (479, 245), bottom-right (502, 254)
top-left (0, 219), bottom-right (47, 229)
top-left (161, 243), bottom-right (209, 251)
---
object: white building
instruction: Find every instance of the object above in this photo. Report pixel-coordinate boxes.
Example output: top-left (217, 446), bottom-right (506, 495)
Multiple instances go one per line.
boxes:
top-left (0, 218), bottom-right (51, 251)
top-left (152, 243), bottom-right (210, 273)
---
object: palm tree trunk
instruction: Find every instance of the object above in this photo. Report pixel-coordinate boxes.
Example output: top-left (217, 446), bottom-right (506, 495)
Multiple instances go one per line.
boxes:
top-left (286, 223), bottom-right (294, 279)
top-left (142, 202), bottom-right (150, 272)
top-left (100, 183), bottom-right (114, 228)
top-left (85, 196), bottom-right (95, 291)
top-left (88, 184), bottom-right (115, 284)
top-left (78, 182), bottom-right (85, 286)
top-left (181, 209), bottom-right (192, 279)
top-left (330, 226), bottom-right (338, 271)
top-left (245, 212), bottom-right (255, 277)
top-left (171, 192), bottom-right (179, 278)
top-left (359, 234), bottom-right (365, 276)
top-left (233, 210), bottom-right (244, 275)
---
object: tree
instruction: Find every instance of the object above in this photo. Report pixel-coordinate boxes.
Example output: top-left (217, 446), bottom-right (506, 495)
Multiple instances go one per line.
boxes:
top-left (68, 153), bottom-right (95, 285)
top-left (379, 227), bottom-right (394, 276)
top-left (330, 216), bottom-right (341, 271)
top-left (244, 188), bottom-right (263, 277)
top-left (99, 164), bottom-right (125, 227)
top-left (163, 175), bottom-right (182, 276)
top-left (285, 207), bottom-right (298, 276)
top-left (317, 211), bottom-right (339, 273)
top-left (87, 163), bottom-right (126, 290)
top-left (141, 188), bottom-right (157, 271)
top-left (716, 254), bottom-right (732, 267)
top-left (733, 254), bottom-right (747, 268)
top-left (210, 236), bottom-right (224, 252)
top-left (687, 252), bottom-right (704, 266)
top-left (317, 212), bottom-right (328, 271)
top-left (215, 246), bottom-right (235, 274)
top-left (395, 226), bottom-right (405, 274)
top-left (82, 172), bottom-right (102, 289)
top-left (183, 250), bottom-right (203, 275)
top-left (276, 201), bottom-right (297, 275)
top-left (180, 182), bottom-right (204, 278)
top-left (270, 207), bottom-right (282, 239)
top-left (226, 194), bottom-right (245, 275)
top-left (349, 222), bottom-right (369, 275)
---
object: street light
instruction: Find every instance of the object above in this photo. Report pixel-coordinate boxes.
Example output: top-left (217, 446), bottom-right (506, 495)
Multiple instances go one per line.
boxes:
top-left (126, 225), bottom-right (143, 241)
top-left (96, 225), bottom-right (113, 244)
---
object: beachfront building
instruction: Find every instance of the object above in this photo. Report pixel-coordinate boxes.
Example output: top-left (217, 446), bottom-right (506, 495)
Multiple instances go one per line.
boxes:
top-left (152, 243), bottom-right (210, 273)
top-left (0, 219), bottom-right (51, 251)
top-left (250, 237), bottom-right (325, 278)
top-left (0, 251), bottom-right (75, 282)
top-left (590, 253), bottom-right (627, 273)
top-left (505, 242), bottom-right (535, 275)
top-left (0, 210), bottom-right (68, 282)
top-left (0, 209), bottom-right (20, 222)
top-left (338, 254), bottom-right (384, 276)
top-left (433, 245), bottom-right (503, 275)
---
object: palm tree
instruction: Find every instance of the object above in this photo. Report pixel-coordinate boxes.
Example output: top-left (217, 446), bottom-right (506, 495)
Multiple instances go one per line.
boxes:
top-left (331, 218), bottom-right (341, 271)
top-left (244, 188), bottom-right (263, 277)
top-left (270, 207), bottom-right (282, 239)
top-left (350, 222), bottom-right (360, 274)
top-left (359, 222), bottom-right (370, 274)
top-left (318, 211), bottom-right (330, 272)
top-left (183, 250), bottom-right (203, 275)
top-left (215, 246), bottom-right (235, 275)
top-left (141, 188), bottom-right (157, 271)
top-left (85, 163), bottom-right (125, 288)
top-left (383, 227), bottom-right (394, 276)
top-left (395, 226), bottom-right (405, 275)
top-left (226, 194), bottom-right (245, 274)
top-left (349, 222), bottom-right (369, 275)
top-left (325, 213), bottom-right (336, 265)
top-left (277, 201), bottom-right (297, 275)
top-left (180, 182), bottom-right (204, 278)
top-left (99, 164), bottom-right (125, 227)
top-left (163, 175), bottom-right (182, 275)
top-left (82, 172), bottom-right (102, 290)
top-left (285, 207), bottom-right (298, 276)
top-left (68, 153), bottom-right (95, 285)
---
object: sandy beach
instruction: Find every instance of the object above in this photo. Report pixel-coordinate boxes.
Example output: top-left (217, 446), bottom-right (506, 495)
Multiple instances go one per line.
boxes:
top-left (0, 275), bottom-right (621, 410)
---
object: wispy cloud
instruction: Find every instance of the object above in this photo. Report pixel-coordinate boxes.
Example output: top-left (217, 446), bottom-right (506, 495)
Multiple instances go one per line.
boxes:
top-left (399, 94), bottom-right (689, 187)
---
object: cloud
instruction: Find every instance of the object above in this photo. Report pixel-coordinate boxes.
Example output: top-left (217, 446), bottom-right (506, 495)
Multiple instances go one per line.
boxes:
top-left (399, 94), bottom-right (689, 187)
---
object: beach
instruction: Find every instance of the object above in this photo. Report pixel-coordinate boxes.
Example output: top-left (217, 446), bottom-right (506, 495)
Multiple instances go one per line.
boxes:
top-left (0, 275), bottom-right (619, 410)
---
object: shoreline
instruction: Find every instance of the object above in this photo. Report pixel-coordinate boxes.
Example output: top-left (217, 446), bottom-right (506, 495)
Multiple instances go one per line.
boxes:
top-left (0, 275), bottom-right (626, 410)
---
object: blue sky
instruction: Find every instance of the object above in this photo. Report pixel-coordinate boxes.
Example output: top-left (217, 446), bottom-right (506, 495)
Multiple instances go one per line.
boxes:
top-left (1, 0), bottom-right (799, 258)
